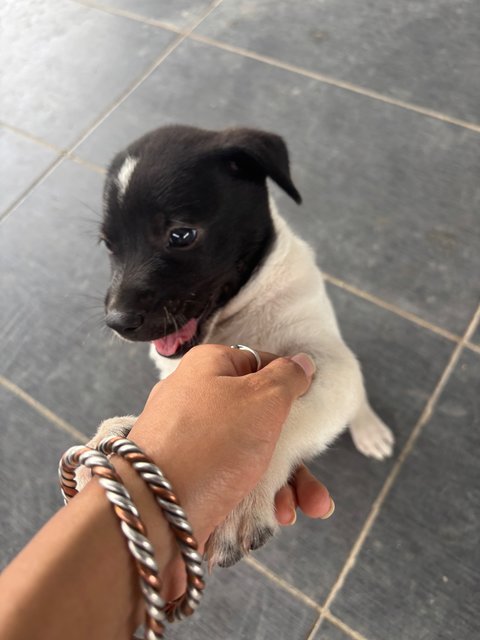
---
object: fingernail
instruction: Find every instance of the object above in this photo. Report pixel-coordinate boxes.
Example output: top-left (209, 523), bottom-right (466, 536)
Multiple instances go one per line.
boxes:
top-left (320, 497), bottom-right (335, 520)
top-left (287, 509), bottom-right (297, 525)
top-left (290, 353), bottom-right (316, 377)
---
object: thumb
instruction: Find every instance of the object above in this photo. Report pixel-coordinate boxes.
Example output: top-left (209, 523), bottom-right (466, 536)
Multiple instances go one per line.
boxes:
top-left (256, 353), bottom-right (316, 402)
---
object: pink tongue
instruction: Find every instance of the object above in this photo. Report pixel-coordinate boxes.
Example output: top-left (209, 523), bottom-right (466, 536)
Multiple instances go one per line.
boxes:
top-left (152, 318), bottom-right (198, 356)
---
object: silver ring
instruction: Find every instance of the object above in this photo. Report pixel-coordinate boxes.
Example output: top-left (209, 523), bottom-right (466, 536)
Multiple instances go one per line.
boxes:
top-left (230, 344), bottom-right (262, 372)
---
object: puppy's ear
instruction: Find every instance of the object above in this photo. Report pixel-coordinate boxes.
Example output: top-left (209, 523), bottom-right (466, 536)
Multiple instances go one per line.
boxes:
top-left (216, 128), bottom-right (302, 204)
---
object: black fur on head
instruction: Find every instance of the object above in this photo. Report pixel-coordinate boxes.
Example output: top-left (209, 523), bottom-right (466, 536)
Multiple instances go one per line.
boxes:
top-left (100, 124), bottom-right (301, 356)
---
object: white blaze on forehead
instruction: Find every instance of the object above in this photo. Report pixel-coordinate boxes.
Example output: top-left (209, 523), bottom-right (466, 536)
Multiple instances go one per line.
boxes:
top-left (116, 155), bottom-right (139, 201)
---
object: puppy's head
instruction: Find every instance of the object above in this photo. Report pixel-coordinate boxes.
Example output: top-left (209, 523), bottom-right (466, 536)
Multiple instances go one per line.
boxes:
top-left (101, 125), bottom-right (301, 357)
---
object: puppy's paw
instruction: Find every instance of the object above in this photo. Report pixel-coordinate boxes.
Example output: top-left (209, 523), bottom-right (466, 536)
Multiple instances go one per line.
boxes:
top-left (350, 405), bottom-right (394, 460)
top-left (75, 415), bottom-right (137, 492)
top-left (205, 492), bottom-right (277, 568)
top-left (75, 465), bottom-right (93, 492)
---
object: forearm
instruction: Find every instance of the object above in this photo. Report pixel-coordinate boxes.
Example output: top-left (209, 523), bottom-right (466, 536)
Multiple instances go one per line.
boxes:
top-left (0, 460), bottom-right (176, 640)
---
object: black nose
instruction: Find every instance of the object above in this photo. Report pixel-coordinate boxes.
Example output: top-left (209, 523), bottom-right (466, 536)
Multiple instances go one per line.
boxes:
top-left (105, 310), bottom-right (144, 334)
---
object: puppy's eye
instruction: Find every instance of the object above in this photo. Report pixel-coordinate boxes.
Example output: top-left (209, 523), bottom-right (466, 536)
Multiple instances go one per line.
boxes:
top-left (168, 228), bottom-right (198, 249)
top-left (101, 237), bottom-right (114, 253)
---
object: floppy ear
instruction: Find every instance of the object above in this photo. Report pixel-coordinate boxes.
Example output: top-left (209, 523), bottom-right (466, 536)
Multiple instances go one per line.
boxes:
top-left (216, 128), bottom-right (302, 204)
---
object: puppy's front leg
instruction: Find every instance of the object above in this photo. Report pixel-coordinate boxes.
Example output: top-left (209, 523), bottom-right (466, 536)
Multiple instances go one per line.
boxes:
top-left (75, 415), bottom-right (137, 491)
top-left (206, 341), bottom-right (366, 567)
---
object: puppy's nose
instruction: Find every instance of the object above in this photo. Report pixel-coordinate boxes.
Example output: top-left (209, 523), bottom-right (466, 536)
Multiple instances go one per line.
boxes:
top-left (105, 310), bottom-right (144, 334)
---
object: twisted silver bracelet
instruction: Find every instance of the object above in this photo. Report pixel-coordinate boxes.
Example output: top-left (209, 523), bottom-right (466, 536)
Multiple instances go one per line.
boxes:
top-left (59, 436), bottom-right (205, 638)
top-left (97, 436), bottom-right (205, 623)
top-left (59, 445), bottom-right (166, 639)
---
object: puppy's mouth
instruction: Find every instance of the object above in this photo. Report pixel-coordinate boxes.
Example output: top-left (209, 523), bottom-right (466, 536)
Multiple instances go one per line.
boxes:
top-left (152, 317), bottom-right (199, 357)
top-left (151, 297), bottom-right (217, 357)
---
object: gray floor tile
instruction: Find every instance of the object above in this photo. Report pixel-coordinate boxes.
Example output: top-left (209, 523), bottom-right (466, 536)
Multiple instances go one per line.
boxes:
top-left (0, 0), bottom-right (174, 147)
top-left (313, 620), bottom-right (352, 640)
top-left (253, 285), bottom-right (454, 602)
top-left (76, 38), bottom-right (480, 334)
top-left (0, 385), bottom-right (74, 570)
top-left (169, 562), bottom-right (318, 640)
top-left (197, 0), bottom-right (480, 124)
top-left (0, 159), bottom-right (157, 437)
top-left (98, 0), bottom-right (214, 29)
top-left (330, 350), bottom-right (480, 640)
top-left (0, 127), bottom-right (58, 214)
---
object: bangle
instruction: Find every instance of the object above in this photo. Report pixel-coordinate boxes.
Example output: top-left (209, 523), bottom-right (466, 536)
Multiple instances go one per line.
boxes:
top-left (59, 446), bottom-right (166, 639)
top-left (97, 437), bottom-right (205, 622)
top-left (59, 437), bottom-right (205, 638)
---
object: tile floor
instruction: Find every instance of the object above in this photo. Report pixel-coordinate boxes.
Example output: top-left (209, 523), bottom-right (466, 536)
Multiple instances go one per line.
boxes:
top-left (1, 2), bottom-right (479, 639)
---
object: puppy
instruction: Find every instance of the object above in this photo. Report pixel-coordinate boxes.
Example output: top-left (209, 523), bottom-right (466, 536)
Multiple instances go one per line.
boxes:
top-left (85, 125), bottom-right (394, 567)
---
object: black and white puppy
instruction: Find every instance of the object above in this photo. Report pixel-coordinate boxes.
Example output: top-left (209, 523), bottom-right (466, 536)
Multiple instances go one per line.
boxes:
top-left (84, 125), bottom-right (394, 567)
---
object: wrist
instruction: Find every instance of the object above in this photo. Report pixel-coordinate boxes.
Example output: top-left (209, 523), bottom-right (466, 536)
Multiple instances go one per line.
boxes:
top-left (111, 457), bottom-right (179, 582)
top-left (125, 435), bottom-right (213, 548)
top-left (82, 457), bottom-right (181, 620)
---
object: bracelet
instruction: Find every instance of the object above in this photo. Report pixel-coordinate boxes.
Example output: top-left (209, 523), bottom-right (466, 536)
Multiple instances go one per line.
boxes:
top-left (59, 445), bottom-right (166, 639)
top-left (97, 437), bottom-right (205, 622)
top-left (58, 437), bottom-right (205, 639)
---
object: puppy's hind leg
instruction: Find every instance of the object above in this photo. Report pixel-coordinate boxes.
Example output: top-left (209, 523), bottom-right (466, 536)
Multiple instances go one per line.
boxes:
top-left (75, 415), bottom-right (137, 491)
top-left (349, 398), bottom-right (394, 460)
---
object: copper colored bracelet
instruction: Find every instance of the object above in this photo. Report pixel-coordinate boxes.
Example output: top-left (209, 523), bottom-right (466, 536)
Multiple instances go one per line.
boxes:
top-left (59, 445), bottom-right (166, 639)
top-left (97, 436), bottom-right (205, 623)
top-left (59, 437), bottom-right (205, 639)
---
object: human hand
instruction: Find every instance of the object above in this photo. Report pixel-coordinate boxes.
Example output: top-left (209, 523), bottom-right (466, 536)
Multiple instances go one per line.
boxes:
top-left (275, 464), bottom-right (335, 526)
top-left (125, 344), bottom-right (333, 600)
top-left (129, 344), bottom-right (332, 544)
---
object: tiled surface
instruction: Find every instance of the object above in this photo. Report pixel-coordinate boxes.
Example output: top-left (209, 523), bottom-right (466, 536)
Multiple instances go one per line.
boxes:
top-left (0, 0), bottom-right (174, 147)
top-left (2, 2), bottom-right (479, 639)
top-left (197, 0), bottom-right (480, 124)
top-left (77, 38), bottom-right (480, 335)
top-left (0, 127), bottom-right (58, 214)
top-left (92, 0), bottom-right (214, 29)
top-left (0, 386), bottom-right (74, 570)
top-left (254, 286), bottom-right (454, 602)
top-left (168, 562), bottom-right (318, 640)
top-left (331, 350), bottom-right (480, 640)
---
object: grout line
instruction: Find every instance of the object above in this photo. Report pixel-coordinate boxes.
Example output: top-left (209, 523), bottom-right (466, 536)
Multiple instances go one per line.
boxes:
top-left (317, 302), bottom-right (480, 621)
top-left (245, 556), bottom-right (321, 611)
top-left (0, 119), bottom-right (107, 176)
top-left (305, 614), bottom-right (324, 640)
top-left (304, 612), bottom-right (323, 640)
top-left (0, 120), bottom-right (66, 155)
top-left (465, 340), bottom-right (480, 355)
top-left (73, 0), bottom-right (183, 34)
top-left (0, 376), bottom-right (88, 443)
top-left (306, 610), bottom-right (371, 640)
top-left (0, 155), bottom-right (66, 223)
top-left (65, 40), bottom-right (185, 155)
top-left (322, 272), bottom-right (462, 344)
top-left (1, 0), bottom-right (224, 224)
top-left (0, 150), bottom-right (106, 223)
top-left (67, 153), bottom-right (106, 175)
top-left (324, 612), bottom-right (371, 640)
top-left (188, 33), bottom-right (480, 134)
